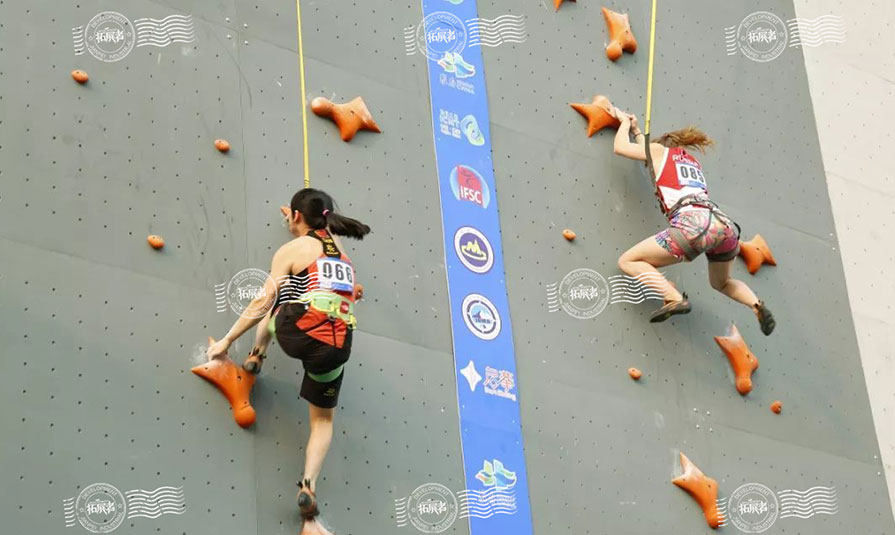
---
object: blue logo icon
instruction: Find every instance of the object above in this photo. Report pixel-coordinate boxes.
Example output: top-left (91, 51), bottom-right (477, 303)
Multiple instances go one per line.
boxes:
top-left (416, 12), bottom-right (467, 62)
top-left (460, 115), bottom-right (485, 146)
top-left (454, 226), bottom-right (493, 274)
top-left (437, 52), bottom-right (476, 78)
top-left (462, 294), bottom-right (501, 340)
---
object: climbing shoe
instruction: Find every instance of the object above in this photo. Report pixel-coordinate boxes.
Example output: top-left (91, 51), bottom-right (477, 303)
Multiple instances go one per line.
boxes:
top-left (297, 479), bottom-right (320, 519)
top-left (242, 348), bottom-right (266, 375)
top-left (649, 294), bottom-right (692, 323)
top-left (753, 301), bottom-right (776, 335)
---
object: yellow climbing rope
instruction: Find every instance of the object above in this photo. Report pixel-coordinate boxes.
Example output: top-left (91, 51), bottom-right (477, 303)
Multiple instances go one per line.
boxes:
top-left (296, 0), bottom-right (311, 188)
top-left (644, 0), bottom-right (658, 178)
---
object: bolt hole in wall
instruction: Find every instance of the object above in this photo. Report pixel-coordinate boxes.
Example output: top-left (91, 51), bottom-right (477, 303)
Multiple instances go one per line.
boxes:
top-left (0, 1), bottom-right (892, 535)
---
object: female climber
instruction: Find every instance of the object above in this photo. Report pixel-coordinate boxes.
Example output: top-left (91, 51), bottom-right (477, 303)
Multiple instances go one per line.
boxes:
top-left (610, 110), bottom-right (775, 335)
top-left (206, 188), bottom-right (371, 523)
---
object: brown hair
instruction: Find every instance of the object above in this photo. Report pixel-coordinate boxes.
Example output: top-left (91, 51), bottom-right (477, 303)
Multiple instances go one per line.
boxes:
top-left (655, 126), bottom-right (715, 153)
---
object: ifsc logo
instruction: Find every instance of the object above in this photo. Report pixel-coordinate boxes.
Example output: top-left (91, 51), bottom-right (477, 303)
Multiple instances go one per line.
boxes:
top-left (462, 293), bottom-right (501, 340)
top-left (454, 226), bottom-right (493, 274)
top-left (416, 11), bottom-right (467, 62)
top-left (450, 164), bottom-right (491, 209)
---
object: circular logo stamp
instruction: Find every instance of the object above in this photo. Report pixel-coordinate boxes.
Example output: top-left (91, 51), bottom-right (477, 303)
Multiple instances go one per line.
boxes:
top-left (416, 11), bottom-right (467, 62)
top-left (736, 11), bottom-right (788, 63)
top-left (727, 482), bottom-right (780, 533)
top-left (454, 226), bottom-right (493, 274)
top-left (75, 483), bottom-right (127, 533)
top-left (407, 483), bottom-right (459, 533)
top-left (558, 268), bottom-right (610, 319)
top-left (84, 11), bottom-right (136, 63)
top-left (462, 293), bottom-right (501, 340)
top-left (226, 268), bottom-right (277, 319)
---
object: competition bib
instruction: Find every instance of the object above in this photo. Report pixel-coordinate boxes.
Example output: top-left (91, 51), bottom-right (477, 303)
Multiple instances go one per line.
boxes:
top-left (316, 258), bottom-right (355, 293)
top-left (675, 161), bottom-right (706, 189)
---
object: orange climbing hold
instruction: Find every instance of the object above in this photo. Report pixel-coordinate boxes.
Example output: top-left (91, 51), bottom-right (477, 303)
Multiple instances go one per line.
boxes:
top-left (192, 338), bottom-right (257, 428)
top-left (602, 7), bottom-right (637, 61)
top-left (770, 400), bottom-right (783, 414)
top-left (553, 0), bottom-right (575, 11)
top-left (562, 229), bottom-right (576, 241)
top-left (738, 234), bottom-right (777, 275)
top-left (672, 452), bottom-right (723, 529)
top-left (570, 95), bottom-right (620, 137)
top-left (714, 324), bottom-right (759, 395)
top-left (214, 139), bottom-right (231, 153)
top-left (147, 235), bottom-right (165, 250)
top-left (311, 96), bottom-right (382, 142)
top-left (628, 367), bottom-right (642, 380)
top-left (71, 69), bottom-right (89, 84)
top-left (301, 519), bottom-right (334, 535)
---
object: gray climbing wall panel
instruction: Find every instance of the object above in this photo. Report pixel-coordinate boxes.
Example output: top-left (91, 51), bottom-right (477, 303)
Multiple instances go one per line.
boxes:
top-left (0, 2), bottom-right (891, 535)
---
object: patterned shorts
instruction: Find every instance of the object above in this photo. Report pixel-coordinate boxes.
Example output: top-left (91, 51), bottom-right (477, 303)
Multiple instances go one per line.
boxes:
top-left (655, 208), bottom-right (740, 262)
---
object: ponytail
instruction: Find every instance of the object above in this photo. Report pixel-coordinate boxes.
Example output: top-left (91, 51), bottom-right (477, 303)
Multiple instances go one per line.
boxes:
top-left (655, 126), bottom-right (715, 153)
top-left (290, 187), bottom-right (371, 240)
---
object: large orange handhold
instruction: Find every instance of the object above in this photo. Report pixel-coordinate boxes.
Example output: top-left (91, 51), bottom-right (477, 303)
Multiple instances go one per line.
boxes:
top-left (602, 7), bottom-right (637, 61)
top-left (672, 452), bottom-right (722, 529)
top-left (301, 518), bottom-right (334, 535)
top-left (570, 95), bottom-right (620, 137)
top-left (554, 0), bottom-right (575, 11)
top-left (714, 324), bottom-right (759, 395)
top-left (311, 96), bottom-right (382, 142)
top-left (192, 339), bottom-right (257, 428)
top-left (738, 234), bottom-right (777, 275)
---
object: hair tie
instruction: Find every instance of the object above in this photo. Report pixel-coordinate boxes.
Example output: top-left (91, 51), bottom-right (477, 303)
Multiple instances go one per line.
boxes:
top-left (322, 209), bottom-right (330, 217)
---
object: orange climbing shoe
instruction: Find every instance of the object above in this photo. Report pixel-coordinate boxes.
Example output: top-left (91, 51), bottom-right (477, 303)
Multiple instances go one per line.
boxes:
top-left (602, 7), bottom-right (637, 61)
top-left (242, 347), bottom-right (266, 375)
top-left (570, 95), bottom-right (620, 137)
top-left (649, 294), bottom-right (691, 323)
top-left (672, 452), bottom-right (723, 529)
top-left (738, 234), bottom-right (777, 275)
top-left (298, 479), bottom-right (320, 519)
top-left (311, 96), bottom-right (382, 142)
top-left (753, 301), bottom-right (775, 336)
top-left (192, 338), bottom-right (257, 428)
top-left (714, 324), bottom-right (759, 395)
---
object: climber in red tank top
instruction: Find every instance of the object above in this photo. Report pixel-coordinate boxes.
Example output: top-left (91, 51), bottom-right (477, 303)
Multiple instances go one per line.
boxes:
top-left (205, 188), bottom-right (371, 528)
top-left (610, 110), bottom-right (775, 335)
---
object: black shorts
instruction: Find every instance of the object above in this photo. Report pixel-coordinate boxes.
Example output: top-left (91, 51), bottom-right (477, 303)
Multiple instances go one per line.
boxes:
top-left (274, 303), bottom-right (352, 409)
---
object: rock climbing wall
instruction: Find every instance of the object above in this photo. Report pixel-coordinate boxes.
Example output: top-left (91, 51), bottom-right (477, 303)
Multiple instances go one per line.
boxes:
top-left (0, 2), bottom-right (891, 535)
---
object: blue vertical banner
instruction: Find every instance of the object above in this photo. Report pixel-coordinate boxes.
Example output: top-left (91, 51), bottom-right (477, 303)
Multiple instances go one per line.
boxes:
top-left (418, 1), bottom-right (533, 534)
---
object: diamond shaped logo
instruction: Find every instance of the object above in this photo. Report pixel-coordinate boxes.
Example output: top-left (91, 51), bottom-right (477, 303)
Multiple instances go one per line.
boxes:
top-left (460, 360), bottom-right (482, 392)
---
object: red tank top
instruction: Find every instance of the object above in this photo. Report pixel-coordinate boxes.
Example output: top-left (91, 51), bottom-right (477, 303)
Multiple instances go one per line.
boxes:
top-left (653, 147), bottom-right (709, 216)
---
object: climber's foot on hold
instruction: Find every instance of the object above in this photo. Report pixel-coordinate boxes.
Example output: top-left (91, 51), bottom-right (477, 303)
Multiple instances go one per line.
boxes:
top-left (649, 294), bottom-right (692, 323)
top-left (298, 479), bottom-right (320, 519)
top-left (242, 348), bottom-right (266, 375)
top-left (753, 301), bottom-right (775, 336)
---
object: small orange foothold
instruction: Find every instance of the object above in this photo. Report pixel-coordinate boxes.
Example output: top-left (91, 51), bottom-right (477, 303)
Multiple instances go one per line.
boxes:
top-left (672, 452), bottom-right (723, 529)
top-left (147, 235), bottom-right (165, 250)
top-left (562, 229), bottom-right (576, 241)
top-left (570, 95), bottom-right (621, 137)
top-left (602, 7), bottom-right (637, 61)
top-left (714, 324), bottom-right (759, 395)
top-left (354, 283), bottom-right (365, 301)
top-left (214, 139), bottom-right (231, 153)
top-left (628, 367), bottom-right (642, 380)
top-left (554, 0), bottom-right (576, 11)
top-left (738, 234), bottom-right (777, 275)
top-left (770, 400), bottom-right (783, 414)
top-left (192, 338), bottom-right (257, 428)
top-left (71, 69), bottom-right (89, 84)
top-left (311, 96), bottom-right (382, 142)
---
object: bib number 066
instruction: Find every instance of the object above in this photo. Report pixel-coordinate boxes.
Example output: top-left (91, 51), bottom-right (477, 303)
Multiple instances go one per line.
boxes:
top-left (317, 258), bottom-right (355, 292)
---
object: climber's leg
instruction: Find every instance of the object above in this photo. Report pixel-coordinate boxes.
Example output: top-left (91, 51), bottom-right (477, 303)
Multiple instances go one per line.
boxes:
top-left (302, 403), bottom-right (335, 494)
top-left (618, 235), bottom-right (684, 301)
